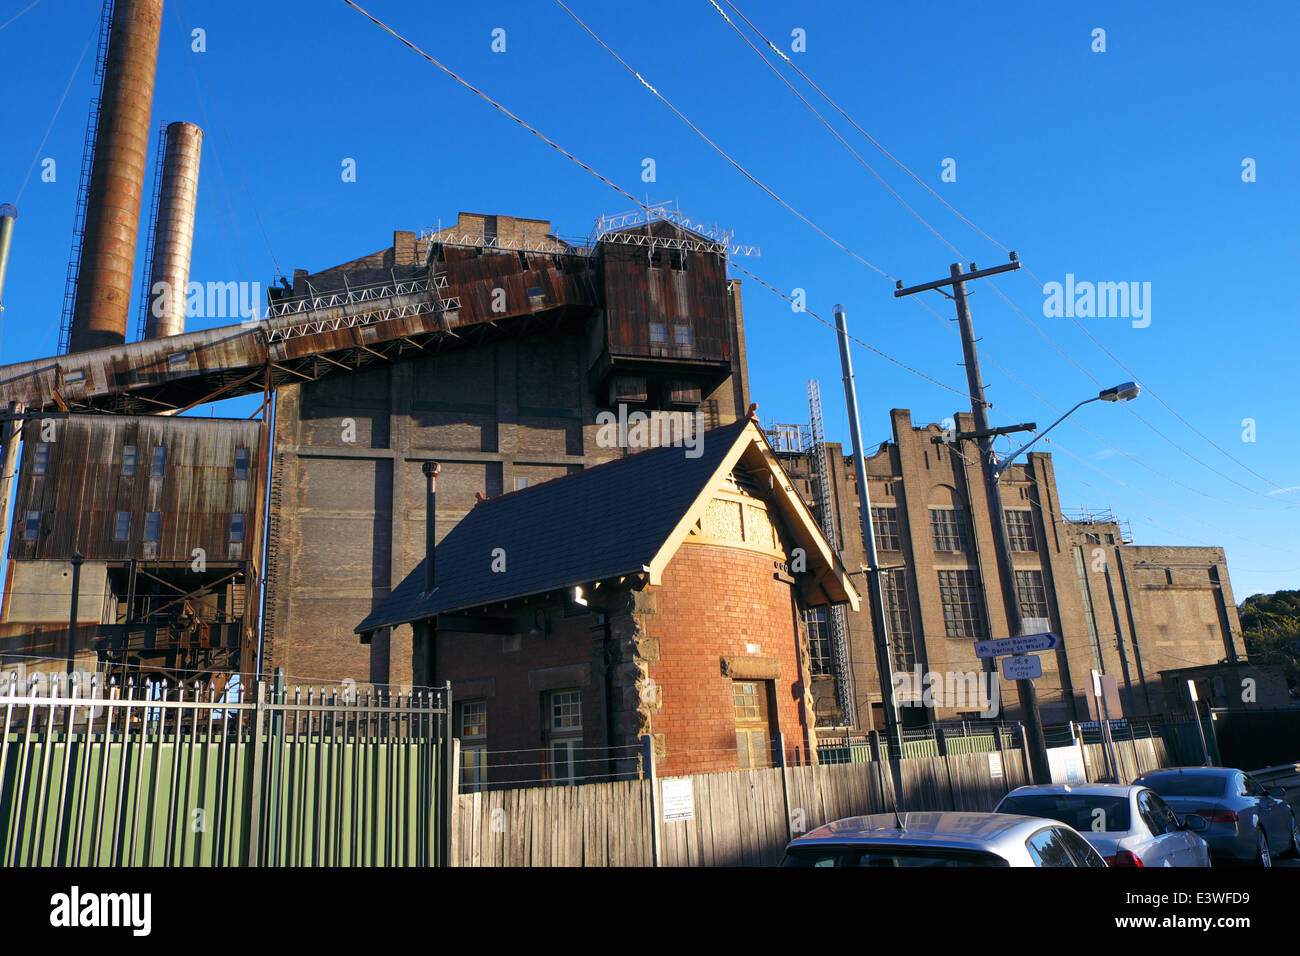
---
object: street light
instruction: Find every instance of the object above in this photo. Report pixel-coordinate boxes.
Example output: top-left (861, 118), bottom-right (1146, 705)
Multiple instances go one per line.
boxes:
top-left (992, 382), bottom-right (1140, 477)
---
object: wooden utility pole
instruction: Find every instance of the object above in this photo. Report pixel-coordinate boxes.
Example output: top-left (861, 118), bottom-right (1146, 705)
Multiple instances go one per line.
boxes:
top-left (895, 255), bottom-right (1051, 784)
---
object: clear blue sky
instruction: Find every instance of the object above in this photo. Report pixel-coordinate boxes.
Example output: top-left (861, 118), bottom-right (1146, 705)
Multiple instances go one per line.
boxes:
top-left (2, 0), bottom-right (1297, 600)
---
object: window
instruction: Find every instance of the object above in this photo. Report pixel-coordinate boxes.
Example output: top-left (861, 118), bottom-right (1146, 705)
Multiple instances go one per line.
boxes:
top-left (22, 511), bottom-right (39, 541)
top-left (144, 512), bottom-right (161, 543)
top-left (113, 512), bottom-right (130, 542)
top-left (1015, 570), bottom-right (1049, 621)
top-left (648, 322), bottom-right (668, 345)
top-left (733, 680), bottom-right (774, 769)
top-left (929, 507), bottom-right (969, 552)
top-left (1005, 509), bottom-right (1036, 552)
top-left (869, 506), bottom-right (900, 552)
top-left (1085, 532), bottom-right (1101, 545)
top-left (458, 701), bottom-right (488, 793)
top-left (1136, 790), bottom-right (1169, 836)
top-left (805, 608), bottom-right (832, 676)
top-left (1024, 827), bottom-right (1076, 867)
top-left (1056, 828), bottom-right (1108, 867)
top-left (122, 445), bottom-right (137, 477)
top-left (672, 324), bottom-right (693, 349)
top-left (938, 570), bottom-right (986, 638)
top-left (514, 476), bottom-right (529, 491)
top-left (150, 446), bottom-right (166, 477)
top-left (230, 513), bottom-right (245, 543)
top-left (234, 448), bottom-right (250, 480)
top-left (882, 569), bottom-right (916, 671)
top-left (547, 690), bottom-right (582, 786)
top-left (32, 443), bottom-right (50, 475)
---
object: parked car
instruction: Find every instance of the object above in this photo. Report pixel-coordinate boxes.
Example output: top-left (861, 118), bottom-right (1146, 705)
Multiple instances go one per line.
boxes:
top-left (993, 783), bottom-right (1211, 867)
top-left (780, 811), bottom-right (1108, 867)
top-left (1132, 767), bottom-right (1300, 867)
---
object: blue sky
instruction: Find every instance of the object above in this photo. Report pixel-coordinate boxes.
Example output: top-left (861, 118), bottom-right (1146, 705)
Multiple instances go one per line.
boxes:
top-left (2, 0), bottom-right (1297, 599)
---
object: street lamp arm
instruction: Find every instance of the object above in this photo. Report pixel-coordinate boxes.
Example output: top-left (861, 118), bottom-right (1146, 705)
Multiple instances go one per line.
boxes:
top-left (992, 397), bottom-right (1099, 476)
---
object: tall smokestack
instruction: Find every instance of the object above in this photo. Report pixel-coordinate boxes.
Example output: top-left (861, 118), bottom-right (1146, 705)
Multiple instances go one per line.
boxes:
top-left (68, 0), bottom-right (164, 353)
top-left (0, 204), bottom-right (15, 312)
top-left (143, 121), bottom-right (202, 339)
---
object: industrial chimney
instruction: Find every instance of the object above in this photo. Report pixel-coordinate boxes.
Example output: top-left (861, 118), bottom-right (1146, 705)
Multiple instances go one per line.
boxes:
top-left (143, 121), bottom-right (202, 339)
top-left (68, 0), bottom-right (164, 353)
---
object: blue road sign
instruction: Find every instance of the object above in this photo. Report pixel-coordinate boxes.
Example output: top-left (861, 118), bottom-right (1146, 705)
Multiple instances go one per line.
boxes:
top-left (974, 632), bottom-right (1061, 658)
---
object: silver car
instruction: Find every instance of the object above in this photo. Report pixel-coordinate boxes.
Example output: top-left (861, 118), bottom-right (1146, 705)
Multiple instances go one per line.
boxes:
top-left (993, 783), bottom-right (1211, 867)
top-left (1133, 767), bottom-right (1300, 867)
top-left (781, 811), bottom-right (1108, 867)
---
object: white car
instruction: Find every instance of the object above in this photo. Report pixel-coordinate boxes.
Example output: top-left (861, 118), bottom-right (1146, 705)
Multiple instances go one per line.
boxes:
top-left (994, 783), bottom-right (1212, 867)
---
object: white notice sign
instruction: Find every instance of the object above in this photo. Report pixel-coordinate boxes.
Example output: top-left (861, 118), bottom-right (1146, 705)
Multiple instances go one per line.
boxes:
top-left (988, 752), bottom-right (1003, 779)
top-left (661, 778), bottom-right (695, 822)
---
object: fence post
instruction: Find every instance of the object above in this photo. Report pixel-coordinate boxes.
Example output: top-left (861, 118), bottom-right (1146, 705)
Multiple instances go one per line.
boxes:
top-left (1017, 723), bottom-right (1033, 784)
top-left (445, 737), bottom-right (460, 867)
top-left (640, 735), bottom-right (661, 867)
top-left (245, 680), bottom-right (269, 866)
top-left (776, 731), bottom-right (793, 845)
top-left (935, 726), bottom-right (956, 811)
top-left (993, 722), bottom-right (1009, 798)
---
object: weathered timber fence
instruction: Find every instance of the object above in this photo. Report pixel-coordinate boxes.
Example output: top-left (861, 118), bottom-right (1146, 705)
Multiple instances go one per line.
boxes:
top-left (0, 674), bottom-right (451, 866)
top-left (452, 727), bottom-right (1174, 867)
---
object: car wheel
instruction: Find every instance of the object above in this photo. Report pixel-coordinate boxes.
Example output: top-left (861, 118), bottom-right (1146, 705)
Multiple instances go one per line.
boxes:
top-left (1256, 828), bottom-right (1272, 868)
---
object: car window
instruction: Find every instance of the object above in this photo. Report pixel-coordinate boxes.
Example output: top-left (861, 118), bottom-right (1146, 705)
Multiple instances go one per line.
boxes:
top-left (1242, 775), bottom-right (1264, 797)
top-left (1136, 791), bottom-right (1169, 836)
top-left (1025, 827), bottom-right (1077, 867)
top-left (1136, 773), bottom-right (1228, 798)
top-left (1056, 827), bottom-right (1108, 868)
top-left (1146, 792), bottom-right (1183, 832)
top-left (997, 793), bottom-right (1131, 832)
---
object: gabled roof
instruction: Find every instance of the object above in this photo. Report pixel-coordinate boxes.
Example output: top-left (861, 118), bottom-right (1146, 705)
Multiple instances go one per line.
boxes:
top-left (355, 417), bottom-right (859, 634)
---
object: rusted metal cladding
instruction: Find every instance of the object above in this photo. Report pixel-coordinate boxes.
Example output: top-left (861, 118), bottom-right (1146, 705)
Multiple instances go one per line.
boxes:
top-left (144, 121), bottom-right (202, 340)
top-left (9, 414), bottom-right (264, 567)
top-left (601, 221), bottom-right (733, 362)
top-left (69, 0), bottom-right (164, 354)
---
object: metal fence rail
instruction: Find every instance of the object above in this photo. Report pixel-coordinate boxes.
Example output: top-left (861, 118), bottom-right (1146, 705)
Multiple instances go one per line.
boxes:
top-left (0, 674), bottom-right (450, 867)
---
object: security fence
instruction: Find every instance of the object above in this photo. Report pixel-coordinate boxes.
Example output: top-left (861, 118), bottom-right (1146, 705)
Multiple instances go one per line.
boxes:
top-left (0, 672), bottom-right (451, 867)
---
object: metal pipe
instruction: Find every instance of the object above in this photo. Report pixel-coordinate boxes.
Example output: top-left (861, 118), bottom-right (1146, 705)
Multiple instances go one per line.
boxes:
top-left (144, 122), bottom-right (202, 339)
top-left (832, 305), bottom-right (899, 744)
top-left (0, 203), bottom-right (16, 311)
top-left (422, 461), bottom-right (440, 595)
top-left (69, 0), bottom-right (165, 353)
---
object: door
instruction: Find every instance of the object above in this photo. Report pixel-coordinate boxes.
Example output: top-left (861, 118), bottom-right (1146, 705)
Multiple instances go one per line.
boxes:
top-left (1244, 775), bottom-right (1291, 852)
top-left (733, 680), bottom-right (774, 769)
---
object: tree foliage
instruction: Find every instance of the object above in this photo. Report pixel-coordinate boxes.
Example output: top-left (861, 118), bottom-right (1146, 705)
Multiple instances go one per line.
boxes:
top-left (1239, 590), bottom-right (1300, 689)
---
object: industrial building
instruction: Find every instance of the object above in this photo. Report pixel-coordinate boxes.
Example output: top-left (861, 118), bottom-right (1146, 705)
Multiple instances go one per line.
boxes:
top-left (0, 0), bottom-right (1247, 752)
top-left (769, 407), bottom-right (1243, 729)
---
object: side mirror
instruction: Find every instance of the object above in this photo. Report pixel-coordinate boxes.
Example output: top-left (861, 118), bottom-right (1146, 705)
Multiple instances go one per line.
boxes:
top-left (1183, 813), bottom-right (1209, 833)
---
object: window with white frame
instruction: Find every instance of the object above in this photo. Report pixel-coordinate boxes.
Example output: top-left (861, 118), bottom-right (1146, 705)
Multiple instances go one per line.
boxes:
top-left (547, 689), bottom-right (582, 785)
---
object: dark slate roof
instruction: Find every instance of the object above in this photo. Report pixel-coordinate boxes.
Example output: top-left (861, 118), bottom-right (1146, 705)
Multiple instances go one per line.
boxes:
top-left (355, 418), bottom-right (752, 633)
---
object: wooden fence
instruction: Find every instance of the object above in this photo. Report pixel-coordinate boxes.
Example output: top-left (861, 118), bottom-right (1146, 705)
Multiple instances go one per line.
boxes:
top-left (452, 731), bottom-right (1173, 867)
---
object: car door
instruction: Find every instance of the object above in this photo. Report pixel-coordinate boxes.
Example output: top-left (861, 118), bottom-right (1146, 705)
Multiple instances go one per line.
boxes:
top-left (1148, 790), bottom-right (1205, 866)
top-left (1135, 789), bottom-right (1181, 865)
top-left (1244, 775), bottom-right (1290, 852)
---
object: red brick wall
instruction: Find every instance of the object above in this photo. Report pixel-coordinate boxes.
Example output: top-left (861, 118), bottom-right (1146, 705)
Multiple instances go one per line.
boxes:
top-left (649, 543), bottom-right (811, 776)
top-left (432, 606), bottom-right (607, 789)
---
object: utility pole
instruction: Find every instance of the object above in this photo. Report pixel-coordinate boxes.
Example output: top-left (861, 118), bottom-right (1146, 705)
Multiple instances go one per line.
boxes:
top-left (832, 305), bottom-right (900, 749)
top-left (895, 256), bottom-right (1051, 784)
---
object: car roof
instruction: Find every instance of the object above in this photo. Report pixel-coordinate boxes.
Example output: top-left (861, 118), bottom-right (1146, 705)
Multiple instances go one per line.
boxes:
top-left (789, 811), bottom-right (1059, 850)
top-left (1002, 783), bottom-right (1141, 798)
top-left (1136, 766), bottom-right (1237, 777)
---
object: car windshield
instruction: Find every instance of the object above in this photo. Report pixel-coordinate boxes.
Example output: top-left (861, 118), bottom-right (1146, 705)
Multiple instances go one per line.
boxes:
top-left (997, 794), bottom-right (1131, 832)
top-left (1137, 774), bottom-right (1229, 797)
top-left (782, 845), bottom-right (1009, 867)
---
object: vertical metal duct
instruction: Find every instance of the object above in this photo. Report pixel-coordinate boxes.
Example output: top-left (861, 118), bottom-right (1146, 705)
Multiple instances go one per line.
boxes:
top-left (68, 0), bottom-right (164, 353)
top-left (0, 203), bottom-right (15, 312)
top-left (143, 121), bottom-right (202, 339)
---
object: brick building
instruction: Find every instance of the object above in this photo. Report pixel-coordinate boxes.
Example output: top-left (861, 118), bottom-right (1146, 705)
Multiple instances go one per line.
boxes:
top-left (773, 408), bottom-right (1242, 729)
top-left (355, 417), bottom-right (858, 783)
top-left (264, 211), bottom-right (752, 687)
